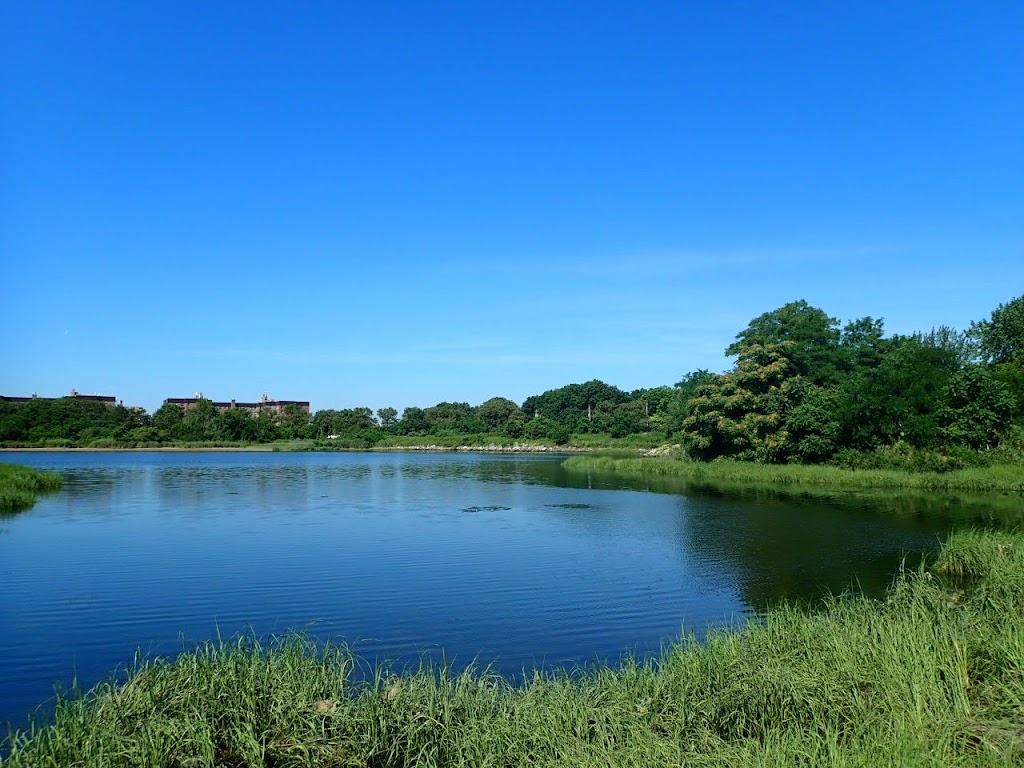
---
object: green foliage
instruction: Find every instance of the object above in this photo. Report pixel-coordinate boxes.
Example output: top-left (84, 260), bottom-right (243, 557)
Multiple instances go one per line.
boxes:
top-left (425, 401), bottom-right (481, 435)
top-left (523, 415), bottom-right (561, 440)
top-left (938, 366), bottom-right (1014, 449)
top-left (783, 381), bottom-right (843, 462)
top-left (831, 442), bottom-right (994, 473)
top-left (970, 293), bottom-right (1024, 365)
top-left (726, 300), bottom-right (844, 385)
top-left (521, 379), bottom-right (629, 433)
top-left (565, 454), bottom-right (1024, 493)
top-left (841, 334), bottom-right (960, 449)
top-left (992, 361), bottom-right (1024, 424)
top-left (0, 398), bottom-right (145, 444)
top-left (178, 398), bottom-right (221, 441)
top-left (397, 406), bottom-right (430, 435)
top-left (475, 397), bottom-right (523, 434)
top-left (0, 463), bottom-right (63, 513)
top-left (682, 344), bottom-right (798, 462)
top-left (376, 406), bottom-right (399, 428)
top-left (219, 408), bottom-right (259, 442)
top-left (278, 403), bottom-right (313, 439)
top-left (839, 315), bottom-right (887, 369)
top-left (151, 403), bottom-right (184, 441)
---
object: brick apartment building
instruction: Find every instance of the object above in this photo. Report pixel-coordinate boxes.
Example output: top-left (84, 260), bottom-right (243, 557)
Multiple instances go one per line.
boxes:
top-left (0, 389), bottom-right (118, 406)
top-left (162, 393), bottom-right (310, 416)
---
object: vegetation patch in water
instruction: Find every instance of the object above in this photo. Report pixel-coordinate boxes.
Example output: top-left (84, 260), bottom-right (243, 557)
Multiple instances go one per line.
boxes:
top-left (564, 455), bottom-right (1024, 495)
top-left (460, 505), bottom-right (512, 513)
top-left (0, 463), bottom-right (63, 514)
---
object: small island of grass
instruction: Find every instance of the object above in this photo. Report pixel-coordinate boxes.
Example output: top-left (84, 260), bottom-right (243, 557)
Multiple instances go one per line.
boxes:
top-left (0, 463), bottom-right (63, 514)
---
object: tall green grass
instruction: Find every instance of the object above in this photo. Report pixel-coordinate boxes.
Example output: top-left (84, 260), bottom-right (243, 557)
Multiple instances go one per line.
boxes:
top-left (5, 529), bottom-right (1023, 766)
top-left (0, 463), bottom-right (63, 514)
top-left (565, 455), bottom-right (1024, 494)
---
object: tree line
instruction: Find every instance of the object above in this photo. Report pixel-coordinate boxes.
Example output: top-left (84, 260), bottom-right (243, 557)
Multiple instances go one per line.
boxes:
top-left (3, 295), bottom-right (1021, 465)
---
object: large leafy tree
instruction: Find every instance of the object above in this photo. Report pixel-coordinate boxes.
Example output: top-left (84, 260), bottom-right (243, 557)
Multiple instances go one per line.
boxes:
top-left (522, 380), bottom-right (628, 432)
top-left (476, 397), bottom-right (523, 434)
top-left (151, 403), bottom-right (185, 441)
top-left (179, 398), bottom-right (222, 441)
top-left (783, 380), bottom-right (843, 463)
top-left (397, 406), bottom-right (430, 435)
top-left (970, 295), bottom-right (1024, 421)
top-left (841, 334), bottom-right (960, 449)
top-left (376, 407), bottom-right (399, 429)
top-left (219, 407), bottom-right (259, 442)
top-left (312, 408), bottom-right (376, 439)
top-left (727, 300), bottom-right (843, 385)
top-left (839, 316), bottom-right (888, 369)
top-left (970, 294), bottom-right (1024, 365)
top-left (425, 402), bottom-right (479, 435)
top-left (938, 366), bottom-right (1014, 449)
top-left (682, 343), bottom-right (799, 462)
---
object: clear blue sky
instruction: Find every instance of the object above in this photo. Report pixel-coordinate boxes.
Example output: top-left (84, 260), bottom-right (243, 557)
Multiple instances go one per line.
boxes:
top-left (2, 2), bottom-right (1022, 414)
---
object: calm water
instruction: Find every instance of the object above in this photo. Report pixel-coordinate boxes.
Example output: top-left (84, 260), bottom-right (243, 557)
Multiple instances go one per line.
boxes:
top-left (0, 451), bottom-right (1008, 730)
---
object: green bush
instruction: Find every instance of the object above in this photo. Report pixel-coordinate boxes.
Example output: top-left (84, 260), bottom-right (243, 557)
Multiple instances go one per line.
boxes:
top-left (830, 442), bottom-right (995, 473)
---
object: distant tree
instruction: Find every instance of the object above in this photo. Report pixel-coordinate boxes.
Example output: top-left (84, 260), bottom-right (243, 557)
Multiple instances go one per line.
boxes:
top-left (152, 403), bottom-right (185, 441)
top-left (970, 295), bottom-right (1024, 420)
top-left (504, 410), bottom-right (527, 438)
top-left (609, 401), bottom-right (647, 437)
top-left (254, 410), bottom-right (280, 442)
top-left (278, 403), bottom-right (312, 439)
top-left (522, 380), bottom-right (628, 432)
top-left (476, 397), bottom-right (522, 433)
top-left (398, 406), bottom-right (430, 435)
top-left (913, 326), bottom-right (975, 368)
top-left (840, 317), bottom-right (888, 370)
top-left (180, 398), bottom-right (221, 441)
top-left (425, 402), bottom-right (479, 434)
top-left (970, 294), bottom-right (1024, 365)
top-left (524, 416), bottom-right (562, 441)
top-left (376, 407), bottom-right (399, 428)
top-left (219, 407), bottom-right (258, 442)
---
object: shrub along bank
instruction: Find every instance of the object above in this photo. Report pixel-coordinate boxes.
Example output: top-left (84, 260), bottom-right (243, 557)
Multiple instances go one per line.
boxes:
top-left (3, 528), bottom-right (1023, 766)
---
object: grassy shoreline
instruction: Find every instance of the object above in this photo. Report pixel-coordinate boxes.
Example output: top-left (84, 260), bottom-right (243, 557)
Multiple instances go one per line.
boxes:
top-left (564, 455), bottom-right (1024, 494)
top-left (3, 528), bottom-right (1022, 765)
top-left (0, 463), bottom-right (63, 513)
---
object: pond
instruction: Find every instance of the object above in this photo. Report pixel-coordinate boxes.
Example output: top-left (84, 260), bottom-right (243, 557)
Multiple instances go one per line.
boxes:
top-left (0, 450), bottom-right (1012, 731)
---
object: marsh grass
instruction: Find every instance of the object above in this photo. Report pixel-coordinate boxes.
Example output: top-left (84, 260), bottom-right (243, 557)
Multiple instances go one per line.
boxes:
top-left (4, 529), bottom-right (1023, 766)
top-left (564, 455), bottom-right (1024, 495)
top-left (0, 463), bottom-right (63, 514)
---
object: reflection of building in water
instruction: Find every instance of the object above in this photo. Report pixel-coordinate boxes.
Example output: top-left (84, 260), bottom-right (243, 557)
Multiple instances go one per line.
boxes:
top-left (1, 389), bottom-right (117, 406)
top-left (163, 393), bottom-right (310, 416)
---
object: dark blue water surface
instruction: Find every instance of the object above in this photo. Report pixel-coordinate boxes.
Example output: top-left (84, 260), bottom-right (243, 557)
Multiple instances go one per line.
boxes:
top-left (0, 451), bottom-right (1005, 731)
